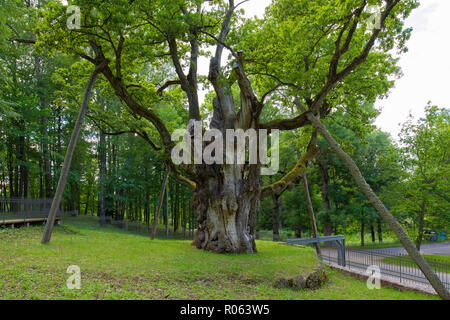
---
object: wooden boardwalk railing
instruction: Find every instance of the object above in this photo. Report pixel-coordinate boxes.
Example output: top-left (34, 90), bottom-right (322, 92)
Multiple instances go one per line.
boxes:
top-left (0, 197), bottom-right (64, 226)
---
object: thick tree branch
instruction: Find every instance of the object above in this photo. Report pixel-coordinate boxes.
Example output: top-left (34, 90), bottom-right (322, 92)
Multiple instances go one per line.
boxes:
top-left (234, 51), bottom-right (260, 130)
top-left (88, 40), bottom-right (173, 148)
top-left (87, 114), bottom-right (162, 151)
top-left (157, 80), bottom-right (182, 96)
top-left (261, 144), bottom-right (320, 198)
top-left (167, 36), bottom-right (200, 120)
top-left (213, 0), bottom-right (235, 66)
top-left (310, 0), bottom-right (400, 115)
top-left (208, 0), bottom-right (236, 125)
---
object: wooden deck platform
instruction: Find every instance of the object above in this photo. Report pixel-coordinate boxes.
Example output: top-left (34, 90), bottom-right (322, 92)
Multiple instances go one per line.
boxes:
top-left (0, 217), bottom-right (61, 226)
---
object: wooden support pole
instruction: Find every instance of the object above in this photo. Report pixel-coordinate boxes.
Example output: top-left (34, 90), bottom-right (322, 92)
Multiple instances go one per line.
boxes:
top-left (41, 61), bottom-right (108, 244)
top-left (302, 172), bottom-right (321, 256)
top-left (165, 180), bottom-right (169, 239)
top-left (151, 166), bottom-right (170, 240)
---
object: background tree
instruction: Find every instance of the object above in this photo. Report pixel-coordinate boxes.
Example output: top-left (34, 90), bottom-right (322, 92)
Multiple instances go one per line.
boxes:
top-left (394, 105), bottom-right (450, 250)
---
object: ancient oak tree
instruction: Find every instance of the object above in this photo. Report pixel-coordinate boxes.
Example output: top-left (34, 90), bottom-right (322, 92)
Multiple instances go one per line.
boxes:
top-left (38, 0), bottom-right (420, 254)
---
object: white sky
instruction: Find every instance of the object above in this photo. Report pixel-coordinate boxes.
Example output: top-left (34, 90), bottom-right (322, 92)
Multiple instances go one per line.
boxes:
top-left (202, 0), bottom-right (450, 140)
top-left (374, 0), bottom-right (450, 139)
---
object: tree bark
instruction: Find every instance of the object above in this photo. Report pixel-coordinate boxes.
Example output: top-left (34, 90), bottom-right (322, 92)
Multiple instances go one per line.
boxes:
top-left (192, 163), bottom-right (260, 253)
top-left (42, 61), bottom-right (108, 244)
top-left (306, 112), bottom-right (450, 300)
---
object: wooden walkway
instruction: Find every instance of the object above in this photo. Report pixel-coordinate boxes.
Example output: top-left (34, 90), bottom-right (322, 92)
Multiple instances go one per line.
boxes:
top-left (0, 217), bottom-right (61, 226)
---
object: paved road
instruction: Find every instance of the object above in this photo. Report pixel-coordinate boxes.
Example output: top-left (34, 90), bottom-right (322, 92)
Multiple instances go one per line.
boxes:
top-left (367, 241), bottom-right (450, 256)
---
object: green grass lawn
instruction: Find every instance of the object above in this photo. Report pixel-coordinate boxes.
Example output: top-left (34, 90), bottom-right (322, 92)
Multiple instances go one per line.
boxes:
top-left (0, 224), bottom-right (438, 300)
top-left (381, 254), bottom-right (450, 273)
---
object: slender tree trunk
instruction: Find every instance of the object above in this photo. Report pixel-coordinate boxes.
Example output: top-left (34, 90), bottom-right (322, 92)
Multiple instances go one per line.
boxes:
top-left (370, 225), bottom-right (376, 243)
top-left (145, 166), bottom-right (150, 232)
top-left (165, 180), bottom-right (169, 238)
top-left (84, 189), bottom-right (90, 216)
top-left (42, 62), bottom-right (107, 244)
top-left (14, 142), bottom-right (18, 199)
top-left (302, 172), bottom-right (321, 256)
top-left (377, 219), bottom-right (383, 243)
top-left (306, 112), bottom-right (450, 300)
top-left (182, 191), bottom-right (187, 238)
top-left (98, 96), bottom-right (106, 226)
top-left (192, 164), bottom-right (260, 253)
top-left (42, 120), bottom-right (52, 198)
top-left (318, 156), bottom-right (333, 236)
top-left (361, 219), bottom-right (365, 247)
top-left (272, 193), bottom-right (281, 242)
top-left (295, 224), bottom-right (302, 238)
top-left (34, 55), bottom-right (52, 198)
top-left (38, 157), bottom-right (43, 199)
top-left (17, 131), bottom-right (25, 198)
top-left (1, 169), bottom-right (6, 198)
top-left (269, 176), bottom-right (281, 242)
top-left (174, 183), bottom-right (179, 232)
top-left (23, 137), bottom-right (29, 198)
top-left (416, 200), bottom-right (426, 251)
top-left (7, 144), bottom-right (14, 198)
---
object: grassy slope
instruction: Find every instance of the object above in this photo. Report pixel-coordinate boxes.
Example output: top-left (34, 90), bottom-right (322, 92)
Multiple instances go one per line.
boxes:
top-left (0, 225), bottom-right (437, 300)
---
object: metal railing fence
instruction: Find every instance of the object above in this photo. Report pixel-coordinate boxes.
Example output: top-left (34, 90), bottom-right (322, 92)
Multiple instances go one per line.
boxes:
top-left (321, 246), bottom-right (450, 291)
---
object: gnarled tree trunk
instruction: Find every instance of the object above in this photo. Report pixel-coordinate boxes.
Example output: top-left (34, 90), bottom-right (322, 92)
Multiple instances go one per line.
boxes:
top-left (190, 33), bottom-right (263, 253)
top-left (192, 164), bottom-right (260, 254)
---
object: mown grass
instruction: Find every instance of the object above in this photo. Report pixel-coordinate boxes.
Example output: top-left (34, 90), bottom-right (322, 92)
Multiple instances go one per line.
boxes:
top-left (0, 225), bottom-right (438, 300)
